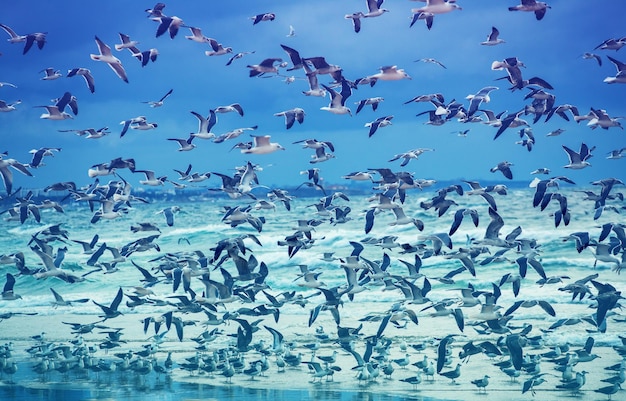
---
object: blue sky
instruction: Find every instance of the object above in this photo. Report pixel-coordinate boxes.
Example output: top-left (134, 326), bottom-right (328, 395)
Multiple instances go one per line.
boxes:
top-left (1, 0), bottom-right (625, 193)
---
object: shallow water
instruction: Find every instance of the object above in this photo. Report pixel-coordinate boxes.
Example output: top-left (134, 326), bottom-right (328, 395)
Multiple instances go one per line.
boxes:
top-left (0, 383), bottom-right (452, 401)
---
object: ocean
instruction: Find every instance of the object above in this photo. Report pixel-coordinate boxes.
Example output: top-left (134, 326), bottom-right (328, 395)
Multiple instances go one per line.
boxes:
top-left (1, 186), bottom-right (625, 401)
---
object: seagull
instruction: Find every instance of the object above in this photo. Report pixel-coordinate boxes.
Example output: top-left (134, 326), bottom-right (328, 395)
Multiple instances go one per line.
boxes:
top-left (301, 62), bottom-right (327, 97)
top-left (594, 37), bottom-right (626, 51)
top-left (247, 58), bottom-right (283, 77)
top-left (119, 116), bottom-right (147, 137)
top-left (72, 234), bottom-right (100, 254)
top-left (40, 68), bottom-right (62, 80)
top-left (114, 32), bottom-right (142, 59)
top-left (142, 89), bottom-right (173, 107)
top-left (303, 56), bottom-right (342, 76)
top-left (279, 44), bottom-right (305, 71)
top-left (355, 97), bottom-right (384, 114)
top-left (309, 146), bottom-right (335, 164)
top-left (190, 109), bottom-right (217, 139)
top-left (365, 115), bottom-right (393, 137)
top-left (50, 288), bottom-right (89, 307)
top-left (90, 199), bottom-right (125, 223)
top-left (481, 26), bottom-right (505, 46)
top-left (250, 13), bottom-right (276, 24)
top-left (412, 0), bottom-right (463, 15)
top-left (582, 52), bottom-right (602, 66)
top-left (67, 68), bottom-right (95, 93)
top-left (343, 171), bottom-right (374, 181)
top-left (490, 161), bottom-right (514, 179)
top-left (508, 0), bottom-right (551, 21)
top-left (493, 110), bottom-right (529, 139)
top-left (215, 103), bottom-right (244, 116)
top-left (92, 287), bottom-right (124, 320)
top-left (134, 169), bottom-right (167, 186)
top-left (0, 100), bottom-right (21, 112)
top-left (183, 26), bottom-right (213, 44)
top-left (579, 108), bottom-right (623, 130)
top-left (546, 128), bottom-right (565, 136)
top-left (361, 66), bottom-right (412, 86)
top-left (491, 56), bottom-right (552, 91)
top-left (115, 32), bottom-right (140, 51)
top-left (449, 208), bottom-right (479, 236)
top-left (604, 56), bottom-right (626, 84)
top-left (404, 93), bottom-right (445, 104)
top-left (274, 108), bottom-right (305, 129)
top-left (361, 0), bottom-right (390, 18)
top-left (157, 206), bottom-right (180, 226)
top-left (2, 273), bottom-right (21, 300)
top-left (466, 86), bottom-right (498, 117)
top-left (409, 11), bottom-right (435, 30)
top-left (145, 3), bottom-right (166, 18)
top-left (28, 147), bottom-right (61, 168)
top-left (129, 119), bottom-right (158, 132)
top-left (241, 135), bottom-right (285, 155)
top-left (389, 206), bottom-right (424, 230)
top-left (205, 40), bottom-right (233, 56)
top-left (345, 12), bottom-right (365, 33)
top-left (113, 33), bottom-right (155, 67)
top-left (90, 36), bottom-right (129, 83)
top-left (286, 25), bottom-right (296, 37)
top-left (562, 143), bottom-right (594, 169)
top-left (439, 363), bottom-right (462, 384)
top-left (226, 51), bottom-right (256, 66)
top-left (294, 139), bottom-right (335, 153)
top-left (153, 15), bottom-right (185, 38)
top-left (133, 47), bottom-right (159, 67)
top-left (167, 135), bottom-right (196, 152)
top-left (388, 148), bottom-right (433, 167)
top-left (37, 105), bottom-right (73, 121)
top-left (216, 126), bottom-right (259, 143)
top-left (471, 375), bottom-right (490, 393)
top-left (0, 23), bottom-right (46, 54)
top-left (320, 81), bottom-right (352, 115)
top-left (416, 58), bottom-right (446, 69)
top-left (607, 148), bottom-right (626, 159)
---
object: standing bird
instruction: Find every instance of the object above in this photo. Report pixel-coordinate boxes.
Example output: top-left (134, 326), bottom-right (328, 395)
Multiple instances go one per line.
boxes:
top-left (471, 375), bottom-right (490, 393)
top-left (439, 363), bottom-right (462, 384)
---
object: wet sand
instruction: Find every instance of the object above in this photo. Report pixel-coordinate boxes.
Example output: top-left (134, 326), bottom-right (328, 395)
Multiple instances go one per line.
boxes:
top-left (1, 303), bottom-right (624, 401)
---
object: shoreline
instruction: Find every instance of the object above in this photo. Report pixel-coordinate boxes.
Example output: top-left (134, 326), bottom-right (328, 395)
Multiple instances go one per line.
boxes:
top-left (1, 310), bottom-right (624, 401)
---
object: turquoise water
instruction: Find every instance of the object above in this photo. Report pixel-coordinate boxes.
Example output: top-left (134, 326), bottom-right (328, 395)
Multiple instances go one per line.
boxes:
top-left (0, 382), bottom-right (449, 401)
top-left (1, 188), bottom-right (625, 401)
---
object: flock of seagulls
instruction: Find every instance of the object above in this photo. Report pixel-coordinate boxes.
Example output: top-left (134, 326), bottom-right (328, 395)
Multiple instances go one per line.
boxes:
top-left (0, 0), bottom-right (625, 399)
